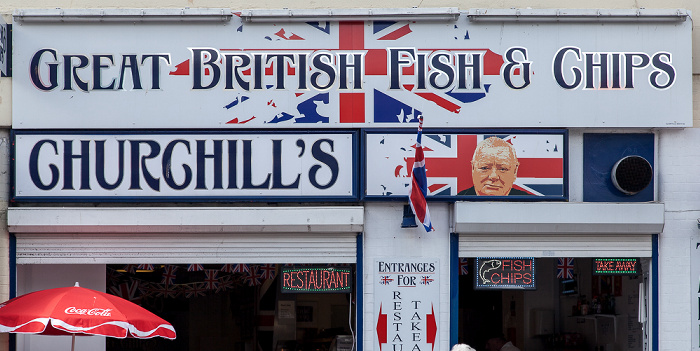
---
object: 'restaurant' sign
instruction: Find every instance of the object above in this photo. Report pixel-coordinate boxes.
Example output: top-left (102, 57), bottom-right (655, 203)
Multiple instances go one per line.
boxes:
top-left (12, 131), bottom-right (357, 201)
top-left (12, 10), bottom-right (691, 129)
top-left (281, 266), bottom-right (353, 293)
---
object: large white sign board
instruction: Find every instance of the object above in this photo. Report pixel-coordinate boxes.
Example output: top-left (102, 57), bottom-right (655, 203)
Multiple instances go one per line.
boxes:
top-left (12, 11), bottom-right (692, 129)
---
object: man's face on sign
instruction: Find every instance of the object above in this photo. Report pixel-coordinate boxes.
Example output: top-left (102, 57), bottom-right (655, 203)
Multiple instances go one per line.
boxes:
top-left (471, 145), bottom-right (519, 196)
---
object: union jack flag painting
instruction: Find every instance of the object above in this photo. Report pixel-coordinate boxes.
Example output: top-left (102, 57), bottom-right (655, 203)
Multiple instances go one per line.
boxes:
top-left (166, 19), bottom-right (505, 129)
top-left (366, 131), bottom-right (566, 199)
top-left (380, 276), bottom-right (394, 285)
top-left (557, 258), bottom-right (575, 279)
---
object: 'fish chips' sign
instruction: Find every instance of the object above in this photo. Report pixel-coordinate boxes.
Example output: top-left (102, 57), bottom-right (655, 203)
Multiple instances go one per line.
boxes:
top-left (12, 11), bottom-right (691, 129)
top-left (475, 257), bottom-right (536, 290)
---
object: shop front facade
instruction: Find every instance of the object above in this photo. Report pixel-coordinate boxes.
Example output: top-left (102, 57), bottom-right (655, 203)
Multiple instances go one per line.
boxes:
top-left (1, 4), bottom-right (698, 351)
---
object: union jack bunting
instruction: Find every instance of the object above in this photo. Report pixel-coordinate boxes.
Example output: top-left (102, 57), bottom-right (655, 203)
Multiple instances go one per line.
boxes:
top-left (204, 270), bottom-right (220, 290)
top-left (187, 264), bottom-right (204, 272)
top-left (185, 283), bottom-right (207, 298)
top-left (137, 264), bottom-right (155, 271)
top-left (108, 281), bottom-right (141, 302)
top-left (557, 258), bottom-right (575, 279)
top-left (258, 264), bottom-right (277, 280)
top-left (152, 283), bottom-right (179, 299)
top-left (123, 264), bottom-right (137, 274)
top-left (232, 264), bottom-right (250, 273)
top-left (161, 265), bottom-right (178, 286)
top-left (216, 275), bottom-right (235, 293)
top-left (408, 115), bottom-right (434, 232)
top-left (459, 258), bottom-right (469, 275)
top-left (245, 267), bottom-right (263, 286)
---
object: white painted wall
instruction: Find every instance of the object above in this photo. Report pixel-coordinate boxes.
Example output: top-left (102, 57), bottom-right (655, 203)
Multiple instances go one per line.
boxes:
top-left (363, 202), bottom-right (451, 351)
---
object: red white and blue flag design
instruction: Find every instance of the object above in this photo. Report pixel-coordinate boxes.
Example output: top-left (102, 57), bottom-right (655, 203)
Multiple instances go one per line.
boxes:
top-left (557, 258), bottom-right (575, 279)
top-left (409, 116), bottom-right (434, 232)
top-left (367, 132), bottom-right (565, 198)
top-left (167, 20), bottom-right (504, 128)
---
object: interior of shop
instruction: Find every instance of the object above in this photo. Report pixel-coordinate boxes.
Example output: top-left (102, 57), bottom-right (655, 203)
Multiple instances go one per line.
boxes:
top-left (105, 264), bottom-right (356, 351)
top-left (457, 258), bottom-right (647, 351)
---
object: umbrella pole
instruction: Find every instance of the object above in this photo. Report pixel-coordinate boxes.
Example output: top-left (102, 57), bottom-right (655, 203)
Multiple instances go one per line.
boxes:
top-left (71, 333), bottom-right (75, 351)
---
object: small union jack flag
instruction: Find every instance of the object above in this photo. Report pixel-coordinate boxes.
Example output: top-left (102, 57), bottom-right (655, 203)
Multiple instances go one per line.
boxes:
top-left (109, 281), bottom-right (141, 302)
top-left (557, 258), bottom-right (575, 279)
top-left (161, 265), bottom-right (178, 286)
top-left (216, 275), bottom-right (235, 293)
top-left (137, 264), bottom-right (155, 271)
top-left (245, 267), bottom-right (262, 286)
top-left (232, 264), bottom-right (250, 273)
top-left (204, 270), bottom-right (220, 290)
top-left (123, 264), bottom-right (137, 274)
top-left (152, 283), bottom-right (179, 299)
top-left (459, 258), bottom-right (469, 275)
top-left (420, 276), bottom-right (434, 285)
top-left (187, 264), bottom-right (204, 272)
top-left (258, 264), bottom-right (277, 280)
top-left (380, 276), bottom-right (394, 285)
top-left (185, 283), bottom-right (207, 298)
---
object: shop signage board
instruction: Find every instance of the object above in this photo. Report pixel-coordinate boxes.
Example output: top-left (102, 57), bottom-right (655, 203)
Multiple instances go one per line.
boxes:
top-left (591, 258), bottom-right (640, 275)
top-left (12, 131), bottom-right (357, 201)
top-left (12, 12), bottom-right (691, 129)
top-left (280, 266), bottom-right (353, 293)
top-left (375, 258), bottom-right (439, 351)
top-left (474, 257), bottom-right (536, 290)
top-left (365, 130), bottom-right (566, 199)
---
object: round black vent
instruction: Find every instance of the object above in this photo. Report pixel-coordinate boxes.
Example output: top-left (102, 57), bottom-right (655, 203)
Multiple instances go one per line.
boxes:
top-left (611, 156), bottom-right (652, 195)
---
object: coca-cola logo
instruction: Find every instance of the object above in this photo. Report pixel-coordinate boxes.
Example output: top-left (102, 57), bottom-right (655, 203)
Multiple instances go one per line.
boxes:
top-left (64, 307), bottom-right (112, 317)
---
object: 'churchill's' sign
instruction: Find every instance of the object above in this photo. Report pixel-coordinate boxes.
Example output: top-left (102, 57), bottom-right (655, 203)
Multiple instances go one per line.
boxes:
top-left (12, 11), bottom-right (691, 129)
top-left (12, 131), bottom-right (357, 201)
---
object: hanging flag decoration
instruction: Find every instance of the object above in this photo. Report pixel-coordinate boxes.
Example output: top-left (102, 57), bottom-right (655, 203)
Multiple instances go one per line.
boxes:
top-left (258, 264), bottom-right (277, 280)
top-left (459, 258), bottom-right (469, 275)
top-left (187, 264), bottom-right (204, 272)
top-left (245, 267), bottom-right (263, 286)
top-left (408, 115), bottom-right (434, 232)
top-left (161, 265), bottom-right (178, 286)
top-left (557, 258), bottom-right (575, 279)
top-left (204, 270), bottom-right (220, 290)
top-left (108, 263), bottom-right (338, 303)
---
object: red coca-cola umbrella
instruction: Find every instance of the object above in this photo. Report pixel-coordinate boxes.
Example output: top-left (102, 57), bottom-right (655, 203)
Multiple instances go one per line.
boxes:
top-left (0, 282), bottom-right (175, 351)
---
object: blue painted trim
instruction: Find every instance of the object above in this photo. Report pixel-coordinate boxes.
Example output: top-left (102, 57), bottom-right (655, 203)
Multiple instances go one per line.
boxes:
top-left (652, 234), bottom-right (658, 351)
top-left (9, 234), bottom-right (15, 351)
top-left (9, 234), bottom-right (15, 298)
top-left (450, 233), bottom-right (459, 348)
top-left (356, 233), bottom-right (363, 351)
